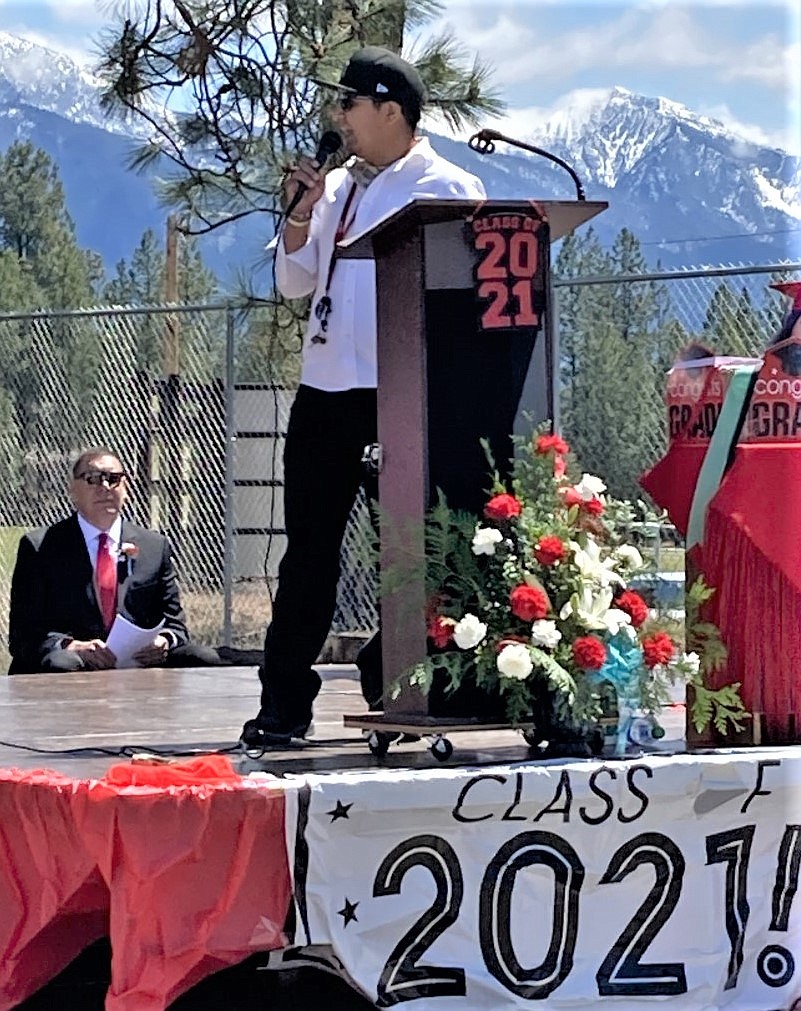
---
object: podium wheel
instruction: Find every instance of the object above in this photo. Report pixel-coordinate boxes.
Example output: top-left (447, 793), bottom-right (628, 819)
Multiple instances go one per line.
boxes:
top-left (367, 731), bottom-right (391, 757)
top-left (430, 736), bottom-right (453, 761)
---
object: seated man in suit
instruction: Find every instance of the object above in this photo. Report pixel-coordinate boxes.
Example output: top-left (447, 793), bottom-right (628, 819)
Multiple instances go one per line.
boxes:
top-left (8, 446), bottom-right (221, 674)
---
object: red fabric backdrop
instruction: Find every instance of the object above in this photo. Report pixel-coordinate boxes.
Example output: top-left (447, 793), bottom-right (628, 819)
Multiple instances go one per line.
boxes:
top-left (642, 341), bottom-right (801, 739)
top-left (0, 758), bottom-right (291, 1011)
top-left (704, 444), bottom-right (801, 736)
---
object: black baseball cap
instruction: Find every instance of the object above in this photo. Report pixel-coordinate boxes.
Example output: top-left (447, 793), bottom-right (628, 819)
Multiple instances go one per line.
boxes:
top-left (313, 46), bottom-right (426, 115)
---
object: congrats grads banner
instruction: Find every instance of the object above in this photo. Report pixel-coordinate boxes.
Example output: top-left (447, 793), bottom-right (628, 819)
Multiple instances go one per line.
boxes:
top-left (285, 752), bottom-right (801, 1010)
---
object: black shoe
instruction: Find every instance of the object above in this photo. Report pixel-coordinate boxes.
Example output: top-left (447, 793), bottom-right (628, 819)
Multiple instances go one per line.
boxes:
top-left (240, 715), bottom-right (310, 752)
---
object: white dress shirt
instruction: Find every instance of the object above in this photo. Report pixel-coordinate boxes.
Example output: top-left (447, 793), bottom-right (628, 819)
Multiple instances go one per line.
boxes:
top-left (275, 137), bottom-right (487, 392)
top-left (76, 514), bottom-right (123, 572)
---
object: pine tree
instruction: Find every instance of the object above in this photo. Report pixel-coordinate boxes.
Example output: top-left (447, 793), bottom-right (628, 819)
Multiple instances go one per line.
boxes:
top-left (0, 251), bottom-right (42, 312)
top-left (101, 227), bottom-right (220, 373)
top-left (555, 227), bottom-right (671, 500)
top-left (96, 0), bottom-right (503, 237)
top-left (731, 286), bottom-right (764, 356)
top-left (701, 282), bottom-right (739, 350)
top-left (0, 141), bottom-right (96, 308)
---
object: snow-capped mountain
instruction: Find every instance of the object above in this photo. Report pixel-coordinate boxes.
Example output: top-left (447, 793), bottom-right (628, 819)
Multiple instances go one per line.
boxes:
top-left (0, 31), bottom-right (152, 138)
top-left (0, 33), bottom-right (798, 276)
top-left (525, 86), bottom-right (800, 262)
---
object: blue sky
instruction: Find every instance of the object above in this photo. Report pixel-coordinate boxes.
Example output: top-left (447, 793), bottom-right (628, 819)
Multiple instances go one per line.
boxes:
top-left (1, 0), bottom-right (799, 153)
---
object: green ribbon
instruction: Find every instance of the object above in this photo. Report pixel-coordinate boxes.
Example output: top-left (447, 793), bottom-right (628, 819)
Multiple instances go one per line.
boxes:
top-left (686, 366), bottom-right (757, 550)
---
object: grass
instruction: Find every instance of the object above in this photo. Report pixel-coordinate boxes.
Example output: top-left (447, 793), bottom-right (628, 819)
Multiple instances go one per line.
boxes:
top-left (0, 526), bottom-right (24, 575)
top-left (639, 545), bottom-right (685, 573)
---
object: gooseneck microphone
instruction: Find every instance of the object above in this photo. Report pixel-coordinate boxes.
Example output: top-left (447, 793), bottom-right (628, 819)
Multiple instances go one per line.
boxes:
top-left (285, 131), bottom-right (343, 217)
top-left (468, 128), bottom-right (586, 201)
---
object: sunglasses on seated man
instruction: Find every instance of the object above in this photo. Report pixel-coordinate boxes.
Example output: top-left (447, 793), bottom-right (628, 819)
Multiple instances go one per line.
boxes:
top-left (77, 470), bottom-right (127, 488)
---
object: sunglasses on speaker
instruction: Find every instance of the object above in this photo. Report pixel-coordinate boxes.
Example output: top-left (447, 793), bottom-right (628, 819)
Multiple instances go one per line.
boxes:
top-left (337, 94), bottom-right (379, 112)
top-left (77, 471), bottom-right (127, 488)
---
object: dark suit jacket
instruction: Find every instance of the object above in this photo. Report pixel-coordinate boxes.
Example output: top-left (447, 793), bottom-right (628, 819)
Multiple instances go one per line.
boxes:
top-left (8, 514), bottom-right (189, 675)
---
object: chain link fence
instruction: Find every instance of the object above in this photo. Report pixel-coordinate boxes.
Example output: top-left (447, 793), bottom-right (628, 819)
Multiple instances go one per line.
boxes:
top-left (553, 261), bottom-right (801, 501)
top-left (0, 260), bottom-right (796, 670)
top-left (0, 302), bottom-right (378, 671)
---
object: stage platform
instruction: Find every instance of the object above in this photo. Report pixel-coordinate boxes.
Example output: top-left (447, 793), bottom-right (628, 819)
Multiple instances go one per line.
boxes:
top-left (2, 667), bottom-right (799, 1011)
top-left (0, 664), bottom-right (546, 778)
top-left (0, 664), bottom-right (549, 1011)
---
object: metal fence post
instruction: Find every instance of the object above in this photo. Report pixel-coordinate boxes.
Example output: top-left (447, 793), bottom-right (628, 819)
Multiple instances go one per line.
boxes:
top-left (223, 307), bottom-right (236, 648)
top-left (549, 280), bottom-right (561, 431)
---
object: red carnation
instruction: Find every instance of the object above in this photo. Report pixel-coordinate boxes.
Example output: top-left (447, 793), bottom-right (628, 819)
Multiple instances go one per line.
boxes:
top-left (615, 590), bottom-right (649, 628)
top-left (484, 493), bottom-right (522, 521)
top-left (534, 535), bottom-right (566, 566)
top-left (509, 584), bottom-right (549, 621)
top-left (561, 487), bottom-right (582, 507)
top-left (583, 497), bottom-right (604, 516)
top-left (573, 636), bottom-right (607, 670)
top-left (535, 433), bottom-right (570, 456)
top-left (427, 615), bottom-right (454, 649)
top-left (642, 631), bottom-right (676, 669)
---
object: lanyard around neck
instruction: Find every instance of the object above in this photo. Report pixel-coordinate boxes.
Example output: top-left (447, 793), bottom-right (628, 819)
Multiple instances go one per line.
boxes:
top-left (311, 182), bottom-right (359, 344)
top-left (324, 182), bottom-right (359, 293)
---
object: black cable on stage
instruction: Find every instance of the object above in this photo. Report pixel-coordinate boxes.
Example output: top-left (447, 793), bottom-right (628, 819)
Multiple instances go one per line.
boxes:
top-left (0, 739), bottom-right (244, 758)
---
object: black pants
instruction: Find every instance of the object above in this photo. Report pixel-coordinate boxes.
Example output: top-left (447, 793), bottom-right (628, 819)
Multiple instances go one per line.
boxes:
top-left (260, 385), bottom-right (378, 728)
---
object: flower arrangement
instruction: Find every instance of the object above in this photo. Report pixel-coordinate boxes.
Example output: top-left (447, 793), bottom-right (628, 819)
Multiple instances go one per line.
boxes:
top-left (393, 428), bottom-right (746, 754)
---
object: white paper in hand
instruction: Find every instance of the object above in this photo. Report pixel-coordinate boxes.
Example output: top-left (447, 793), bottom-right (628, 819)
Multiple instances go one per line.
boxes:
top-left (106, 614), bottom-right (165, 668)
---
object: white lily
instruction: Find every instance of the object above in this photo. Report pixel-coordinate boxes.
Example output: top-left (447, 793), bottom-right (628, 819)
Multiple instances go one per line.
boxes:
top-left (560, 585), bottom-right (633, 636)
top-left (569, 538), bottom-right (623, 587)
top-left (573, 473), bottom-right (606, 501)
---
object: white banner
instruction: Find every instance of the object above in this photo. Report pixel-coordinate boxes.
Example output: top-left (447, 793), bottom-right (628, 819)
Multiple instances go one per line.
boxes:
top-left (284, 749), bottom-right (801, 1010)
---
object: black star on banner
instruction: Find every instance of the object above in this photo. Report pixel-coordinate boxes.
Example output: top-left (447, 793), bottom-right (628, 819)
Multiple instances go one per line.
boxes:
top-left (326, 799), bottom-right (353, 822)
top-left (337, 898), bottom-right (359, 928)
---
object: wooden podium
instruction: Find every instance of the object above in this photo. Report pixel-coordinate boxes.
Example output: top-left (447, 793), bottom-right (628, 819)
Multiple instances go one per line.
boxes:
top-left (340, 198), bottom-right (607, 720)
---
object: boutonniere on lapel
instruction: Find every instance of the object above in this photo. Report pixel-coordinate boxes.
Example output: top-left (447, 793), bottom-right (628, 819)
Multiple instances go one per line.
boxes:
top-left (118, 541), bottom-right (139, 580)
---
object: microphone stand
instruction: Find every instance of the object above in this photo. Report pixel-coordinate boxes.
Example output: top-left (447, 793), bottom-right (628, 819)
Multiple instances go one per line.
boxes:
top-left (468, 129), bottom-right (586, 201)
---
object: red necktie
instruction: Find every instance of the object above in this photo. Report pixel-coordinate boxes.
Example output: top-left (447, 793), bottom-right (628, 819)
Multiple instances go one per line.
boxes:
top-left (96, 532), bottom-right (118, 632)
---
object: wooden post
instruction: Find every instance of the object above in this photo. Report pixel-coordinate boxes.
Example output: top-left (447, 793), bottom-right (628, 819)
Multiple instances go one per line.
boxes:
top-left (164, 214), bottom-right (181, 376)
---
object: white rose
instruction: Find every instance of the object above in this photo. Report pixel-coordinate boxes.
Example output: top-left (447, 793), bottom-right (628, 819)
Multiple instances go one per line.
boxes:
top-left (573, 473), bottom-right (607, 501)
top-left (471, 526), bottom-right (504, 556)
top-left (680, 651), bottom-right (700, 675)
top-left (497, 643), bottom-right (534, 680)
top-left (453, 613), bottom-right (488, 650)
top-left (530, 619), bottom-right (562, 649)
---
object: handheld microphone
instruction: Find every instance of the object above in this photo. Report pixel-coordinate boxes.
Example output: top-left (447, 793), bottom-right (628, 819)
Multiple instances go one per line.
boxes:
top-left (285, 131), bottom-right (342, 217)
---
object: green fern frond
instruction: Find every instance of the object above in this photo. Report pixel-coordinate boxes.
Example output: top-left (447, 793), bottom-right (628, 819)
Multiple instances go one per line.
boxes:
top-left (689, 679), bottom-right (748, 735)
top-left (530, 648), bottom-right (576, 704)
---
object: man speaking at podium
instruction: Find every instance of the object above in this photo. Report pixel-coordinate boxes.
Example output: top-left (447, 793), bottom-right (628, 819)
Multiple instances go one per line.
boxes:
top-left (241, 47), bottom-right (486, 748)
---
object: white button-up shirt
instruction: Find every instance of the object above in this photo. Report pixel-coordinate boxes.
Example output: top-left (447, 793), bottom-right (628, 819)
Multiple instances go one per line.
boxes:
top-left (275, 137), bottom-right (486, 392)
top-left (77, 513), bottom-right (122, 573)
